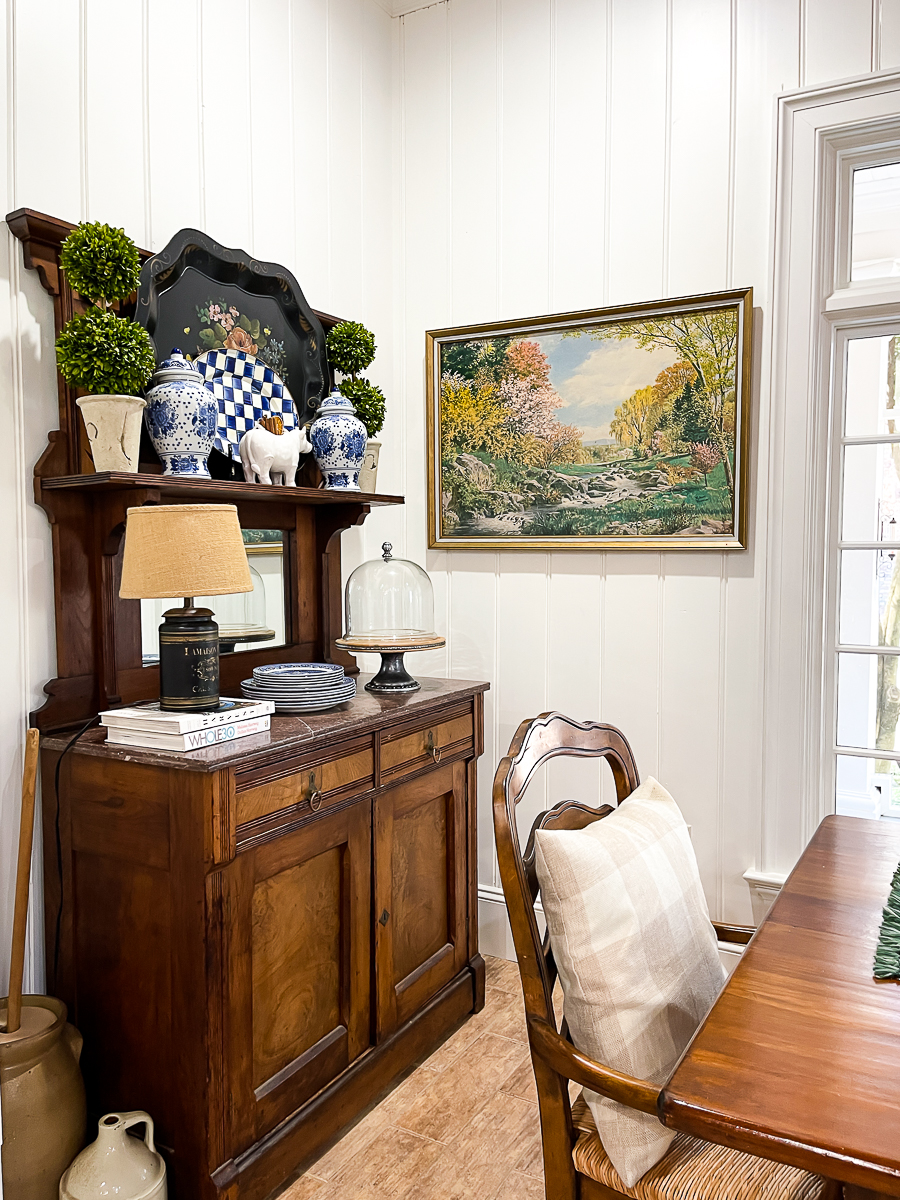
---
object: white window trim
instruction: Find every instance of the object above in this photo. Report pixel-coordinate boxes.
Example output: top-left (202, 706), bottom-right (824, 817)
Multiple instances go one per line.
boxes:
top-left (764, 70), bottom-right (900, 872)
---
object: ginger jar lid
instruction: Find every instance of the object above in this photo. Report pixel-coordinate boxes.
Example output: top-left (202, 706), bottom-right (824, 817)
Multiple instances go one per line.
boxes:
top-left (343, 542), bottom-right (437, 642)
top-left (150, 347), bottom-right (201, 386)
top-left (316, 387), bottom-right (357, 417)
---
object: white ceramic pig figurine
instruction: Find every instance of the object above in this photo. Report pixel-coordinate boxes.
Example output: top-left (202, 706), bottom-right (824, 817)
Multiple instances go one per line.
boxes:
top-left (239, 421), bottom-right (312, 486)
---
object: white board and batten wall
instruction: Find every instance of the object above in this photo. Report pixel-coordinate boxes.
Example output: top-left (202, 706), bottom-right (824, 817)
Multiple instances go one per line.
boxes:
top-left (0, 0), bottom-right (396, 993)
top-left (0, 0), bottom-right (895, 983)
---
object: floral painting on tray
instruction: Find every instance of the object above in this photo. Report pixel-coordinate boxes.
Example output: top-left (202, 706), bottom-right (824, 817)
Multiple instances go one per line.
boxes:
top-left (426, 288), bottom-right (752, 550)
top-left (194, 297), bottom-right (290, 382)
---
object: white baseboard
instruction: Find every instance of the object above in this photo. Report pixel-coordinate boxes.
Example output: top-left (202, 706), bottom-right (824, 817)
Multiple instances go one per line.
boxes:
top-left (477, 884), bottom-right (539, 961)
top-left (742, 868), bottom-right (787, 924)
top-left (478, 883), bottom-right (748, 974)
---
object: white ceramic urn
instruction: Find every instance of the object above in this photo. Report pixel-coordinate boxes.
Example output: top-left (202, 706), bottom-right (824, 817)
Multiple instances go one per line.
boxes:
top-left (59, 1111), bottom-right (166, 1200)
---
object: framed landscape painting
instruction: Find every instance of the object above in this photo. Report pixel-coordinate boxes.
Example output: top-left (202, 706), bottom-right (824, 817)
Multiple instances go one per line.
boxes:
top-left (426, 287), bottom-right (752, 550)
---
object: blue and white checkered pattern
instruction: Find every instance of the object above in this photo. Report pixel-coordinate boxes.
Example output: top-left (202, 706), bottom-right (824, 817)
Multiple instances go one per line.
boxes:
top-left (193, 349), bottom-right (297, 460)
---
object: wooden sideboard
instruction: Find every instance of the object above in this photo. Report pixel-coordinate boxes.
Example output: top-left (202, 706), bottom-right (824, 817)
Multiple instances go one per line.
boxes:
top-left (42, 676), bottom-right (488, 1200)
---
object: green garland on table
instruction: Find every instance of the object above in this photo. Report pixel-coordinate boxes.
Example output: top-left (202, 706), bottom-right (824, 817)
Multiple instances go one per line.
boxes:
top-left (873, 861), bottom-right (900, 980)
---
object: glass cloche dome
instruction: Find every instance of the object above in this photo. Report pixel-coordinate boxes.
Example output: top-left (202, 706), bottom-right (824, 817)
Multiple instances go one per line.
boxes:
top-left (337, 543), bottom-right (445, 693)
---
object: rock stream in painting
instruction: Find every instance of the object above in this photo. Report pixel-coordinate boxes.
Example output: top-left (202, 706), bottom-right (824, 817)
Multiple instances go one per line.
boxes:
top-left (438, 308), bottom-right (738, 539)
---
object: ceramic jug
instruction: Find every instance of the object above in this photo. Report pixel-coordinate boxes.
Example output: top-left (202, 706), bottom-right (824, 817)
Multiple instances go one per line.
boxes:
top-left (0, 994), bottom-right (86, 1200)
top-left (59, 1111), bottom-right (167, 1200)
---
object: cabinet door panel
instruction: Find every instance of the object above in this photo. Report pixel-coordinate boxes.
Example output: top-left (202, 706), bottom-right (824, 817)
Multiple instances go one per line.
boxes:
top-left (251, 847), bottom-right (342, 1088)
top-left (223, 799), bottom-right (371, 1153)
top-left (374, 761), bottom-right (468, 1038)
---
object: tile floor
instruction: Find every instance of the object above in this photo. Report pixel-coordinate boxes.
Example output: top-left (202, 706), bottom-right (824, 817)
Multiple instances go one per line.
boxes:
top-left (277, 956), bottom-right (548, 1200)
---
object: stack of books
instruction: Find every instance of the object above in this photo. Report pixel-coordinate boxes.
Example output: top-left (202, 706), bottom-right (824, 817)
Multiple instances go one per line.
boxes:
top-left (99, 698), bottom-right (276, 753)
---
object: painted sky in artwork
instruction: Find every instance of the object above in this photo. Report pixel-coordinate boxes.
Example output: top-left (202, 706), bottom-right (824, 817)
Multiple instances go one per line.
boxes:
top-left (534, 332), bottom-right (679, 443)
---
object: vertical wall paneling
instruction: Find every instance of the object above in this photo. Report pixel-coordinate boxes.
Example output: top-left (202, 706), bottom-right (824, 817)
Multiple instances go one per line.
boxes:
top-left (498, 0), bottom-right (551, 318)
top-left (248, 0), bottom-right (294, 269)
top-left (357, 0), bottom-right (396, 573)
top-left (881, 0), bottom-right (900, 68)
top-left (549, 0), bottom-right (608, 314)
top-left (2, 0), bottom-right (897, 979)
top-left (803, 0), bottom-right (873, 84)
top-left (399, 4), bottom-right (452, 680)
top-left (391, 0), bottom-right (898, 948)
top-left (545, 555), bottom-right (602, 812)
top-left (667, 0), bottom-right (731, 295)
top-left (12, 0), bottom-right (81, 221)
top-left (661, 0), bottom-right (732, 911)
top-left (606, 0), bottom-right (668, 304)
top-left (496, 555), bottom-right (550, 841)
top-left (291, 0), bottom-right (331, 301)
top-left (146, 0), bottom-right (204, 247)
top-left (0, 0), bottom-right (395, 990)
top-left (200, 0), bottom-right (253, 250)
top-left (83, 0), bottom-right (146, 241)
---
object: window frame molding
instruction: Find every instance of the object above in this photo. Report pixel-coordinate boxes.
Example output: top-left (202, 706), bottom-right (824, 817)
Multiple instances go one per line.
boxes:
top-left (764, 70), bottom-right (900, 871)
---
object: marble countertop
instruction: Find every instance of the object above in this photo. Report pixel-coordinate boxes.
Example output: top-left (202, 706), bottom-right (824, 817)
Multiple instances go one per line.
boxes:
top-left (42, 675), bottom-right (490, 773)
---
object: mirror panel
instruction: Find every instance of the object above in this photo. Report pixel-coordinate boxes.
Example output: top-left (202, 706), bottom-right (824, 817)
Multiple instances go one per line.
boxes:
top-left (140, 530), bottom-right (286, 664)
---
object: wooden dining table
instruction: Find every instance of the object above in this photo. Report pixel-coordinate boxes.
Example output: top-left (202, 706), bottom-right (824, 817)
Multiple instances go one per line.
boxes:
top-left (660, 814), bottom-right (900, 1198)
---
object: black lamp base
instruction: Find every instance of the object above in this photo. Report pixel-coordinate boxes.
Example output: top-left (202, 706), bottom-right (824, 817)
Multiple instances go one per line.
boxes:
top-left (158, 600), bottom-right (220, 712)
top-left (365, 651), bottom-right (420, 694)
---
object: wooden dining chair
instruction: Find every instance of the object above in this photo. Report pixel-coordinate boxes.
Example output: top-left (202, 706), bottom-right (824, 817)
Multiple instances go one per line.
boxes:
top-left (492, 712), bottom-right (839, 1200)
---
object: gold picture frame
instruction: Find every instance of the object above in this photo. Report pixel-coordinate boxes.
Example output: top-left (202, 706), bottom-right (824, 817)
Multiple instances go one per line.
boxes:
top-left (426, 287), bottom-right (752, 550)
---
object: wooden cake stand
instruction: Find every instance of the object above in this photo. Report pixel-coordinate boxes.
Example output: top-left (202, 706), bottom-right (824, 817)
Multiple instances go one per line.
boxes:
top-left (334, 633), bottom-right (446, 692)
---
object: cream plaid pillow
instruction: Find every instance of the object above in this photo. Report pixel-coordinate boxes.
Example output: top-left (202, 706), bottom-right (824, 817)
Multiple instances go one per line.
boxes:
top-left (534, 777), bottom-right (725, 1187)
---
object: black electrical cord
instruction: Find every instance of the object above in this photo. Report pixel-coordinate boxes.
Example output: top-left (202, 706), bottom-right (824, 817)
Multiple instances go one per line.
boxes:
top-left (53, 715), bottom-right (100, 980)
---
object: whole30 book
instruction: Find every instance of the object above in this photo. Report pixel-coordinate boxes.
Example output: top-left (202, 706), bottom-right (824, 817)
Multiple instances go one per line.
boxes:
top-left (100, 698), bottom-right (275, 735)
top-left (104, 714), bottom-right (272, 752)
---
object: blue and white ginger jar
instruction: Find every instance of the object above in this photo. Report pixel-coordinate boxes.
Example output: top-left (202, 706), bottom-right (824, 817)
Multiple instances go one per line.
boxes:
top-left (310, 388), bottom-right (368, 491)
top-left (144, 348), bottom-right (219, 478)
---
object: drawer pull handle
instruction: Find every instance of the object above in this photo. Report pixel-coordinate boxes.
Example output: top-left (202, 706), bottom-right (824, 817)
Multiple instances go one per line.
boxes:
top-left (308, 773), bottom-right (323, 812)
top-left (426, 731), bottom-right (442, 764)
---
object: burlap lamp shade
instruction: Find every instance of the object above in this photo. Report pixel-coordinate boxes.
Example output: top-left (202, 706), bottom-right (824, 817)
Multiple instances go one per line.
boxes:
top-left (120, 504), bottom-right (254, 713)
top-left (120, 504), bottom-right (253, 599)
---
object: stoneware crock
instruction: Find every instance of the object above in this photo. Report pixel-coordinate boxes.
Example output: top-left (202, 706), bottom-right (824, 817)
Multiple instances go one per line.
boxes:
top-left (0, 994), bottom-right (86, 1200)
top-left (76, 395), bottom-right (146, 473)
top-left (309, 388), bottom-right (367, 490)
top-left (59, 1111), bottom-right (167, 1200)
top-left (143, 348), bottom-right (218, 478)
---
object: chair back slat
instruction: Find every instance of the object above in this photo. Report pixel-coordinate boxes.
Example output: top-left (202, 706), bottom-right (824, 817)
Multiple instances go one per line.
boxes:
top-left (492, 713), bottom-right (640, 1029)
top-left (492, 713), bottom-right (640, 1200)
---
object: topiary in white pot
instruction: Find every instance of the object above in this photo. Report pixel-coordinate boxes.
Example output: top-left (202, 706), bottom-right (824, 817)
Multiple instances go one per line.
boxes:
top-left (326, 320), bottom-right (386, 493)
top-left (55, 222), bottom-right (155, 473)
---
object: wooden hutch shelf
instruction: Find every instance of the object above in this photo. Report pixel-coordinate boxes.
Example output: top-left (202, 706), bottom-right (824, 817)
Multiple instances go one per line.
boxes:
top-left (39, 471), bottom-right (404, 506)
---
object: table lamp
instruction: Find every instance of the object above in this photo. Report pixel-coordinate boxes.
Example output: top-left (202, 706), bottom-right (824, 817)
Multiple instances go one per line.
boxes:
top-left (119, 504), bottom-right (253, 712)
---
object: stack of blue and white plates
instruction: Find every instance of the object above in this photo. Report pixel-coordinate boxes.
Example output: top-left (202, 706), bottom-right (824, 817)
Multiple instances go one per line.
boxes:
top-left (240, 663), bottom-right (357, 712)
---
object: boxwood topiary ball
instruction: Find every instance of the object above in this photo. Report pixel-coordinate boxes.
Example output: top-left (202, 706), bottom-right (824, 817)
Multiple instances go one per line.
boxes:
top-left (56, 309), bottom-right (156, 397)
top-left (59, 221), bottom-right (142, 304)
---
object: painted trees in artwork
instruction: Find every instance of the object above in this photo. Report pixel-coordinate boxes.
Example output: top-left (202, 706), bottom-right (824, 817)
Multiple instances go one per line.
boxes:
top-left (601, 308), bottom-right (739, 497)
top-left (440, 338), bottom-right (583, 468)
top-left (690, 441), bottom-right (721, 484)
top-left (609, 386), bottom-right (660, 451)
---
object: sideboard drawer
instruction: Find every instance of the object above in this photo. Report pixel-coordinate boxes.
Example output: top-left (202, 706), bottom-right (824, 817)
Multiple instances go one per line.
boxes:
top-left (380, 711), bottom-right (474, 783)
top-left (236, 745), bottom-right (375, 828)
